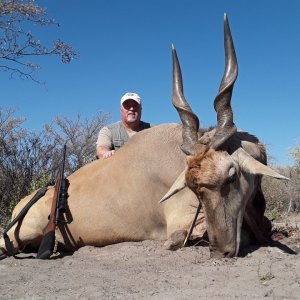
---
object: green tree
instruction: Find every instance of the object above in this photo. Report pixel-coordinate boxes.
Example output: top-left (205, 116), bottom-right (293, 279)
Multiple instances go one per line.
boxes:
top-left (0, 0), bottom-right (78, 82)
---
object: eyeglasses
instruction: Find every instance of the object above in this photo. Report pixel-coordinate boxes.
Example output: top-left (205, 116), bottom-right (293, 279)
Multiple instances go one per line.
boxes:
top-left (122, 101), bottom-right (140, 110)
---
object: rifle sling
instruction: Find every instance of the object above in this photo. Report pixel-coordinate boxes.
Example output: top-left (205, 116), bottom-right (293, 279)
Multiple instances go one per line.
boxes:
top-left (3, 186), bottom-right (48, 257)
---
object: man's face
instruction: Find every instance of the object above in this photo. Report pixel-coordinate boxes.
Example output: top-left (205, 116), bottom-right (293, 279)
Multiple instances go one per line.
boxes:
top-left (121, 99), bottom-right (141, 124)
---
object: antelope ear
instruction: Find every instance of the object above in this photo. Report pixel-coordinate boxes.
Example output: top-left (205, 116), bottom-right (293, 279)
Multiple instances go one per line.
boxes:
top-left (232, 148), bottom-right (289, 180)
top-left (160, 168), bottom-right (187, 203)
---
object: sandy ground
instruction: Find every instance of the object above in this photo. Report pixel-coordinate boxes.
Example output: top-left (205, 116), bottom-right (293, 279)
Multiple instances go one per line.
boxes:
top-left (1, 221), bottom-right (300, 300)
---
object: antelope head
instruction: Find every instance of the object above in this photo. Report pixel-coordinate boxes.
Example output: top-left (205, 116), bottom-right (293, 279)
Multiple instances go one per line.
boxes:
top-left (163, 14), bottom-right (288, 258)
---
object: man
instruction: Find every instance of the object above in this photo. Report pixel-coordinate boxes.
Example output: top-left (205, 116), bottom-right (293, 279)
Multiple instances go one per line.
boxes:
top-left (96, 92), bottom-right (151, 159)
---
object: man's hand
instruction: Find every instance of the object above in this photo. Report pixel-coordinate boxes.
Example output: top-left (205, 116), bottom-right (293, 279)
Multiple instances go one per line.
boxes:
top-left (102, 150), bottom-right (115, 159)
top-left (96, 146), bottom-right (115, 160)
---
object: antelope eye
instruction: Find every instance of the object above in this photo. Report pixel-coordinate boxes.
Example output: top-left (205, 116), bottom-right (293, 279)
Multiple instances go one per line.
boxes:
top-left (227, 167), bottom-right (237, 183)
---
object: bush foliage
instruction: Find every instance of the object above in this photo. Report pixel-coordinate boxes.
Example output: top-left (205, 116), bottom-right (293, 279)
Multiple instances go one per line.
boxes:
top-left (263, 161), bottom-right (300, 220)
top-left (0, 107), bottom-right (110, 226)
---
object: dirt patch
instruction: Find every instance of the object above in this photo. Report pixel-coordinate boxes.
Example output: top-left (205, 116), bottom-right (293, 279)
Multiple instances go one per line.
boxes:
top-left (1, 223), bottom-right (300, 300)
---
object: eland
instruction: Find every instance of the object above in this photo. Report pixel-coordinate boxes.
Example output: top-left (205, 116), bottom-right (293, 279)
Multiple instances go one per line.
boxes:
top-left (0, 14), bottom-right (287, 260)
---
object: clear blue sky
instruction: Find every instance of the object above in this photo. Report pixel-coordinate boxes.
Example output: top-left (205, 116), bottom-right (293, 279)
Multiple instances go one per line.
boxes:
top-left (1, 0), bottom-right (299, 166)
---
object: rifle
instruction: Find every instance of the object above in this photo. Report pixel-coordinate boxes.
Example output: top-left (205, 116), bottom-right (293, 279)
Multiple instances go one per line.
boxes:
top-left (36, 145), bottom-right (69, 259)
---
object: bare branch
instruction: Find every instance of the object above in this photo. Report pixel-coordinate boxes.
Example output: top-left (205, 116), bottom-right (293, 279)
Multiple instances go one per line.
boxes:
top-left (0, 0), bottom-right (79, 82)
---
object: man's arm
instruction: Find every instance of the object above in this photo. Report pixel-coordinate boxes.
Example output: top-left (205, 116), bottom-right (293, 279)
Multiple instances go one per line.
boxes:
top-left (96, 127), bottom-right (115, 159)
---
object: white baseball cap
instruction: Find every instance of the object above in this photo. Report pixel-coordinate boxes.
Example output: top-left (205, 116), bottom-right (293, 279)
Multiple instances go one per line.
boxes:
top-left (120, 92), bottom-right (141, 105)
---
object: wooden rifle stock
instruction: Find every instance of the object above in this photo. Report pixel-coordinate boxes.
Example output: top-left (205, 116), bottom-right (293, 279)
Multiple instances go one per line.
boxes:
top-left (36, 145), bottom-right (67, 259)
